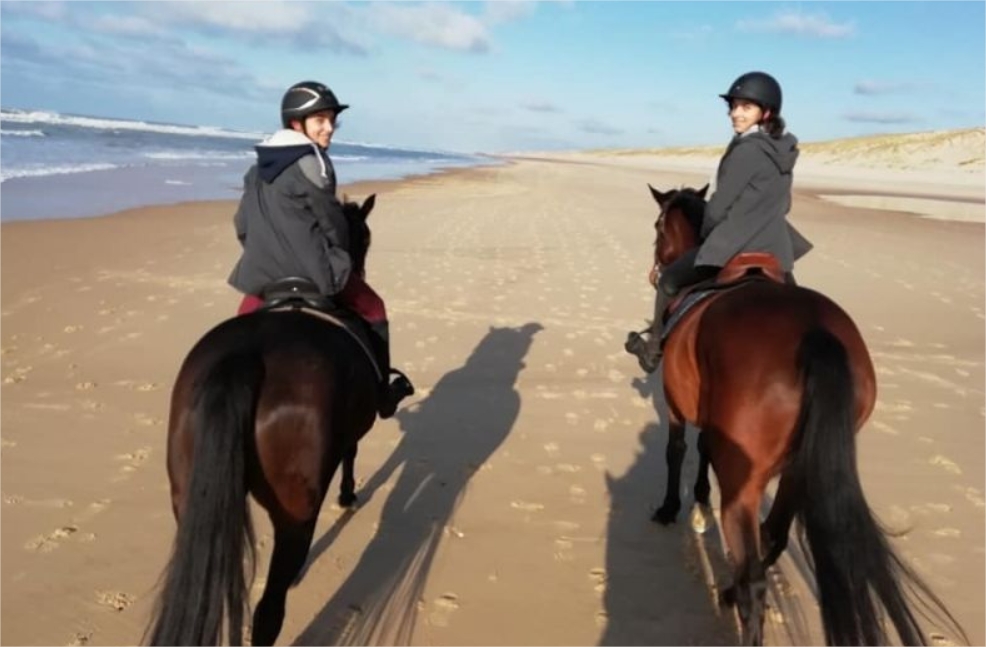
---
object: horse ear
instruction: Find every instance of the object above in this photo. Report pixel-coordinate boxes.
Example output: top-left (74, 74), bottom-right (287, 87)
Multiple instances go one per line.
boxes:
top-left (361, 194), bottom-right (376, 219)
top-left (648, 183), bottom-right (671, 207)
top-left (697, 184), bottom-right (710, 200)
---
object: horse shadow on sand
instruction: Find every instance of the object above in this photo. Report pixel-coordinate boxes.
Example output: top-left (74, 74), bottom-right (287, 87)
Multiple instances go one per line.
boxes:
top-left (294, 323), bottom-right (543, 645)
top-left (597, 370), bottom-right (737, 645)
top-left (598, 371), bottom-right (816, 645)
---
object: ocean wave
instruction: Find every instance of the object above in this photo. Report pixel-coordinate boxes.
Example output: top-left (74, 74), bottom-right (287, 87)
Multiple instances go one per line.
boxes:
top-left (1, 128), bottom-right (45, 137)
top-left (143, 150), bottom-right (253, 161)
top-left (337, 138), bottom-right (478, 159)
top-left (0, 162), bottom-right (120, 182)
top-left (0, 108), bottom-right (266, 142)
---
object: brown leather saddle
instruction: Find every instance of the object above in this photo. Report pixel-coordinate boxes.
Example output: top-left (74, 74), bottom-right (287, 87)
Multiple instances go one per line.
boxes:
top-left (660, 253), bottom-right (786, 344)
top-left (256, 277), bottom-right (382, 380)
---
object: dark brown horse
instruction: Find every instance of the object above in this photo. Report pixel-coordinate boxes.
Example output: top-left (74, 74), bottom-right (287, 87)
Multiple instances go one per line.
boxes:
top-left (145, 195), bottom-right (383, 646)
top-left (644, 184), bottom-right (966, 645)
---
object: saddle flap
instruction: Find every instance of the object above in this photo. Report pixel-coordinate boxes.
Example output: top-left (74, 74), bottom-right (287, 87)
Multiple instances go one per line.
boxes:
top-left (717, 252), bottom-right (785, 284)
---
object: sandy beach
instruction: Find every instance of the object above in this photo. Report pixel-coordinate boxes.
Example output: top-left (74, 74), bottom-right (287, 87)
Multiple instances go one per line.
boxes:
top-left (1, 141), bottom-right (983, 645)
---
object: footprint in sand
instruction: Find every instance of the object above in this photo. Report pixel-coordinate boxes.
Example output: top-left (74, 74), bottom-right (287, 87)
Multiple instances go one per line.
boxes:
top-left (870, 420), bottom-right (899, 436)
top-left (3, 366), bottom-right (33, 384)
top-left (929, 455), bottom-right (962, 475)
top-left (554, 538), bottom-right (575, 562)
top-left (589, 567), bottom-right (607, 595)
top-left (929, 632), bottom-right (960, 646)
top-left (113, 453), bottom-right (150, 483)
top-left (68, 630), bottom-right (93, 646)
top-left (75, 381), bottom-right (98, 391)
top-left (956, 486), bottom-right (985, 510)
top-left (510, 501), bottom-right (544, 512)
top-left (95, 590), bottom-right (135, 612)
top-left (133, 413), bottom-right (164, 427)
top-left (428, 593), bottom-right (460, 627)
top-left (932, 528), bottom-right (961, 538)
top-left (26, 524), bottom-right (79, 552)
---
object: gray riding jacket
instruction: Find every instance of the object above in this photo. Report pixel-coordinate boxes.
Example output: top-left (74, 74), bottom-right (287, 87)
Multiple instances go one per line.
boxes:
top-left (228, 130), bottom-right (351, 297)
top-left (696, 129), bottom-right (813, 270)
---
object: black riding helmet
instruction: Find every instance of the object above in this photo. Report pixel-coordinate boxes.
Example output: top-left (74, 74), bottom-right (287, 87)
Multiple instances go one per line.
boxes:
top-left (719, 71), bottom-right (782, 115)
top-left (280, 81), bottom-right (348, 128)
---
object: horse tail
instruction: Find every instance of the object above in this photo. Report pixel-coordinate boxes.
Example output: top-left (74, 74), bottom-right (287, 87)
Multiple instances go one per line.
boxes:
top-left (147, 351), bottom-right (264, 646)
top-left (791, 328), bottom-right (966, 646)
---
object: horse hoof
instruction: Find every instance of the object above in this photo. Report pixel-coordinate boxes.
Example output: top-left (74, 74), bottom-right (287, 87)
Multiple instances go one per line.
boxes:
top-left (338, 492), bottom-right (358, 508)
top-left (718, 585), bottom-right (737, 607)
top-left (652, 506), bottom-right (679, 525)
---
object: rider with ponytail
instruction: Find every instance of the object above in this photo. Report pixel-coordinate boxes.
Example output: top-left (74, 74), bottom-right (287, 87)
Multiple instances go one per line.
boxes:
top-left (626, 71), bottom-right (813, 373)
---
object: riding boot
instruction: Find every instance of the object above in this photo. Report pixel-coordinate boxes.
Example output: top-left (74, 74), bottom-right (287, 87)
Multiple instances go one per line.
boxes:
top-left (624, 287), bottom-right (672, 374)
top-left (368, 321), bottom-right (415, 419)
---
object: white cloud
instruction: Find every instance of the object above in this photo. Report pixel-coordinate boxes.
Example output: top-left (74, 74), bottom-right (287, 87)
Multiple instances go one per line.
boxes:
top-left (577, 118), bottom-right (623, 136)
top-left (737, 11), bottom-right (855, 38)
top-left (87, 14), bottom-right (166, 38)
top-left (853, 80), bottom-right (922, 95)
top-left (160, 1), bottom-right (313, 34)
top-left (521, 101), bottom-right (562, 113)
top-left (367, 3), bottom-right (491, 53)
top-left (0, 1), bottom-right (68, 21)
top-left (483, 1), bottom-right (536, 24)
top-left (842, 111), bottom-right (922, 124)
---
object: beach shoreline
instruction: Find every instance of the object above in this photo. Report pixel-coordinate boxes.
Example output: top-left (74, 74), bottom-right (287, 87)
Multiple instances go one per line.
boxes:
top-left (1, 153), bottom-right (983, 646)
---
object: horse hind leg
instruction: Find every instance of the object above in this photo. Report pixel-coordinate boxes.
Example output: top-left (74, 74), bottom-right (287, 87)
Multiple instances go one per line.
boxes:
top-left (694, 430), bottom-right (711, 507)
top-left (719, 487), bottom-right (768, 645)
top-left (251, 519), bottom-right (317, 646)
top-left (760, 470), bottom-right (800, 568)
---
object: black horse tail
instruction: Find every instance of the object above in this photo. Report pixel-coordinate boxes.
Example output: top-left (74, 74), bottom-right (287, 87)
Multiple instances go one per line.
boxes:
top-left (146, 351), bottom-right (264, 646)
top-left (790, 328), bottom-right (966, 646)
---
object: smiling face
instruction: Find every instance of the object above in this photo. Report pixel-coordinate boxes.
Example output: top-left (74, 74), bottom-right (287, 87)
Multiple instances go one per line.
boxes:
top-left (728, 98), bottom-right (765, 135)
top-left (291, 109), bottom-right (338, 150)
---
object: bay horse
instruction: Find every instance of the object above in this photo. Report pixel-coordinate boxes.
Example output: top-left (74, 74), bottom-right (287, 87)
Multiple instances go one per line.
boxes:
top-left (145, 195), bottom-right (383, 646)
top-left (643, 184), bottom-right (966, 645)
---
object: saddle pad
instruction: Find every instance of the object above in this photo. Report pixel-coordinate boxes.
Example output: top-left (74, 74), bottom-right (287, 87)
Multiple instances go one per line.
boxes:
top-left (269, 306), bottom-right (383, 382)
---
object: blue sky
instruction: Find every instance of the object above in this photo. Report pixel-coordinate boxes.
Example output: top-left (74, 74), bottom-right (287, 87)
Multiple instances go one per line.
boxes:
top-left (2, 1), bottom-right (984, 153)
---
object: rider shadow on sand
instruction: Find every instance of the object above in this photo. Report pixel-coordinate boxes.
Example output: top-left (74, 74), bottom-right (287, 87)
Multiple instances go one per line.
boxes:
top-left (294, 323), bottom-right (543, 645)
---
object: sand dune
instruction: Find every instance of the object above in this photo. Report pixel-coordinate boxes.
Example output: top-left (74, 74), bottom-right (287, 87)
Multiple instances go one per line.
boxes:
top-left (597, 127), bottom-right (985, 174)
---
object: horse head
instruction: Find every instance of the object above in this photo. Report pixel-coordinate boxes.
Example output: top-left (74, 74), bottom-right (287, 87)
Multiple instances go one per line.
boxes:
top-left (341, 193), bottom-right (376, 278)
top-left (647, 183), bottom-right (708, 268)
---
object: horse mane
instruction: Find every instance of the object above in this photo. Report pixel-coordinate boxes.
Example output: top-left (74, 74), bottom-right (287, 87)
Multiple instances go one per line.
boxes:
top-left (665, 187), bottom-right (707, 241)
top-left (340, 195), bottom-right (371, 276)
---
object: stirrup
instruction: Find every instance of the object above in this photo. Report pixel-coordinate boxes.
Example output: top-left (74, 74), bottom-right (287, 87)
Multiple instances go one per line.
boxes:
top-left (625, 330), bottom-right (662, 374)
top-left (624, 330), bottom-right (649, 354)
top-left (388, 369), bottom-right (415, 397)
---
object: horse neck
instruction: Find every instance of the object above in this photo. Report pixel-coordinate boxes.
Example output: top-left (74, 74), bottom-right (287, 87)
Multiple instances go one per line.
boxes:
top-left (657, 211), bottom-right (700, 266)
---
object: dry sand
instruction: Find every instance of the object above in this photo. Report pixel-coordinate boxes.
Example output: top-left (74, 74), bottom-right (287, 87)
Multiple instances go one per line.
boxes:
top-left (1, 143), bottom-right (983, 645)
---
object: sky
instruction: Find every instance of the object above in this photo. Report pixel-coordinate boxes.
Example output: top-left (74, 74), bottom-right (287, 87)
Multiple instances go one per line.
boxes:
top-left (1, 1), bottom-right (984, 154)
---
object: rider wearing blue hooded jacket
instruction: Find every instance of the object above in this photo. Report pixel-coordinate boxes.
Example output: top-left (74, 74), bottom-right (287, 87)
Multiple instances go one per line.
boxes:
top-left (229, 81), bottom-right (413, 418)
